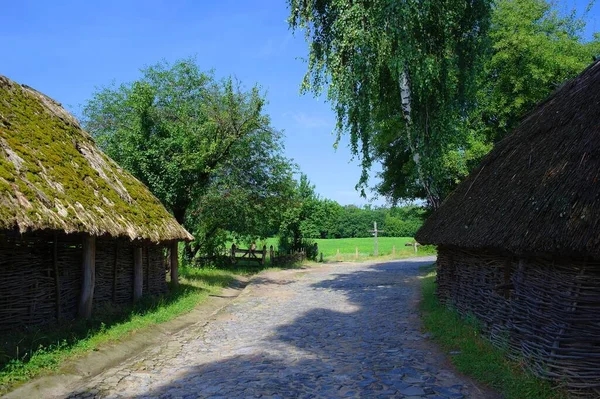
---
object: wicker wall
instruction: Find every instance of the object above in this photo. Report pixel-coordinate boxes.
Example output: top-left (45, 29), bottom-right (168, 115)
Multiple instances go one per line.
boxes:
top-left (0, 230), bottom-right (168, 331)
top-left (437, 246), bottom-right (600, 398)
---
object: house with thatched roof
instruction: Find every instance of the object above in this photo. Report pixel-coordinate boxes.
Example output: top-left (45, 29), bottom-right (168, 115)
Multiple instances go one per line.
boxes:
top-left (0, 75), bottom-right (193, 329)
top-left (416, 59), bottom-right (600, 397)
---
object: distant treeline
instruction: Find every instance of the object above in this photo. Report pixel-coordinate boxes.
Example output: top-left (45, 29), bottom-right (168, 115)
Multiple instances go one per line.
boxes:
top-left (294, 199), bottom-right (427, 239)
top-left (275, 176), bottom-right (428, 254)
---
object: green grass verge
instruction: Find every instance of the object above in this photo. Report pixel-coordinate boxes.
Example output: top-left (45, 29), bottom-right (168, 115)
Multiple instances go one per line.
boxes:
top-left (420, 266), bottom-right (567, 399)
top-left (0, 266), bottom-right (250, 393)
top-left (256, 236), bottom-right (436, 262)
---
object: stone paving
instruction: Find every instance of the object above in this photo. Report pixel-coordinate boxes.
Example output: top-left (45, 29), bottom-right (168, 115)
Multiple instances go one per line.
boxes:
top-left (66, 257), bottom-right (494, 399)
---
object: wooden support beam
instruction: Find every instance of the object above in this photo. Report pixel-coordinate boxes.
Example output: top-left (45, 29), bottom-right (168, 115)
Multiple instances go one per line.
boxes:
top-left (112, 241), bottom-right (118, 303)
top-left (133, 246), bottom-right (143, 301)
top-left (78, 235), bottom-right (96, 319)
top-left (145, 246), bottom-right (150, 291)
top-left (170, 242), bottom-right (179, 286)
top-left (53, 232), bottom-right (61, 320)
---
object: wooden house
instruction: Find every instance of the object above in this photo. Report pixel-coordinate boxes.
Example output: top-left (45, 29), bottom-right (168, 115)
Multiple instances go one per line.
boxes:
top-left (0, 75), bottom-right (193, 330)
top-left (416, 60), bottom-right (600, 397)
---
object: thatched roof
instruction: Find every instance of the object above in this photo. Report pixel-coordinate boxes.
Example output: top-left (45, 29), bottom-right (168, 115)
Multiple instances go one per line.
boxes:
top-left (0, 75), bottom-right (193, 242)
top-left (417, 60), bottom-right (600, 258)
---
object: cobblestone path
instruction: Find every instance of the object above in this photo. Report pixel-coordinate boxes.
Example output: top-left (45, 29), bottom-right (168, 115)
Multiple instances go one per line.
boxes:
top-left (67, 258), bottom-right (494, 399)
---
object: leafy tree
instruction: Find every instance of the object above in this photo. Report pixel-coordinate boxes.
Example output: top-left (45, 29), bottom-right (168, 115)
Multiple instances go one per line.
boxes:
top-left (186, 128), bottom-right (296, 258)
top-left (288, 0), bottom-right (493, 208)
top-left (82, 58), bottom-right (269, 225)
top-left (83, 58), bottom-right (296, 259)
top-left (477, 0), bottom-right (600, 142)
top-left (278, 174), bottom-right (318, 250)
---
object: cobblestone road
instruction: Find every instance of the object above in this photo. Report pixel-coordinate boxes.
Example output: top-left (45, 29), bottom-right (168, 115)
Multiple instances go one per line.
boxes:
top-left (67, 258), bottom-right (494, 399)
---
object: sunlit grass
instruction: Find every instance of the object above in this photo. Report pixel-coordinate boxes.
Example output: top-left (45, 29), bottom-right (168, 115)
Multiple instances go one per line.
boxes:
top-left (256, 236), bottom-right (436, 262)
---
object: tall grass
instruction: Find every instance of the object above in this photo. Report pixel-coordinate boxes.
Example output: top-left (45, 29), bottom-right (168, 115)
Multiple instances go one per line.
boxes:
top-left (420, 266), bottom-right (567, 399)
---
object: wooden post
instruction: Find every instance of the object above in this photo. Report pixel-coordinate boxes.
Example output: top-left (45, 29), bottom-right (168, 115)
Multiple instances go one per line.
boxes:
top-left (413, 242), bottom-right (418, 253)
top-left (133, 246), bottom-right (143, 301)
top-left (53, 232), bottom-right (61, 320)
top-left (319, 252), bottom-right (323, 262)
top-left (355, 246), bottom-right (359, 259)
top-left (369, 222), bottom-right (383, 257)
top-left (231, 243), bottom-right (236, 263)
top-left (170, 242), bottom-right (179, 286)
top-left (392, 245), bottom-right (396, 257)
top-left (145, 246), bottom-right (150, 291)
top-left (336, 248), bottom-right (340, 261)
top-left (78, 235), bottom-right (96, 319)
top-left (262, 245), bottom-right (267, 265)
top-left (112, 241), bottom-right (118, 302)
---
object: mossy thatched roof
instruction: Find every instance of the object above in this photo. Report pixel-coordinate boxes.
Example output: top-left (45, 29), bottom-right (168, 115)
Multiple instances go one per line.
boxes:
top-left (0, 75), bottom-right (193, 242)
top-left (416, 60), bottom-right (600, 258)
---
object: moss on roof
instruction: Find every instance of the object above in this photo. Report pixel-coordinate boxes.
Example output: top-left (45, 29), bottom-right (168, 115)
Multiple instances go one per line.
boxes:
top-left (0, 75), bottom-right (193, 242)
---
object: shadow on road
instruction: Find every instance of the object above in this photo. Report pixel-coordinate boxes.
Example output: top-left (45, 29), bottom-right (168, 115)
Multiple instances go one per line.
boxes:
top-left (65, 257), bottom-right (484, 399)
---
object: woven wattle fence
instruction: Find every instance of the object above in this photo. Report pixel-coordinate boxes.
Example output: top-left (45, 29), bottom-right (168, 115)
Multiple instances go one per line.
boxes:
top-left (0, 230), bottom-right (169, 332)
top-left (437, 246), bottom-right (600, 398)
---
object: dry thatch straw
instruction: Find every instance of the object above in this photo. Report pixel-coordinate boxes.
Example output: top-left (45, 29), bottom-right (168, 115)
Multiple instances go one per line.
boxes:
top-left (0, 75), bottom-right (192, 243)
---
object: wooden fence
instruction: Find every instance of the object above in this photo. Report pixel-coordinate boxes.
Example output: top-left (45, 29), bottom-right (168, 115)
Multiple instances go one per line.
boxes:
top-left (230, 244), bottom-right (267, 265)
top-left (229, 244), bottom-right (307, 266)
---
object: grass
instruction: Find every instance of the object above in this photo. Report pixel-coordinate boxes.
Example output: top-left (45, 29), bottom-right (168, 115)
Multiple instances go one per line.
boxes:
top-left (419, 265), bottom-right (567, 399)
top-left (256, 236), bottom-right (436, 262)
top-left (0, 265), bottom-right (252, 394)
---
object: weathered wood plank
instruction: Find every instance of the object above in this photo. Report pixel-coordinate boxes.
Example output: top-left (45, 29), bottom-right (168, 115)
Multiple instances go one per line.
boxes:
top-left (170, 242), bottom-right (179, 286)
top-left (133, 247), bottom-right (143, 301)
top-left (78, 235), bottom-right (96, 319)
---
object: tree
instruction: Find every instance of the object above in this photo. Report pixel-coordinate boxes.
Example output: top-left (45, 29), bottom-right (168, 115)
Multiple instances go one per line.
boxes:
top-left (477, 0), bottom-right (600, 142)
top-left (82, 58), bottom-right (269, 225)
top-left (186, 127), bottom-right (297, 257)
top-left (278, 174), bottom-right (318, 250)
top-left (288, 0), bottom-right (493, 208)
top-left (83, 58), bottom-right (296, 259)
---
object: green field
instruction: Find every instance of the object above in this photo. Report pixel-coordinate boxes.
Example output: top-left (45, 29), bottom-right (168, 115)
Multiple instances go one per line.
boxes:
top-left (255, 237), bottom-right (435, 261)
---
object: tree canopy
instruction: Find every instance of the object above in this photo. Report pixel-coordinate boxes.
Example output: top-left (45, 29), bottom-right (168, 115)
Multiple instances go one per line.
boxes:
top-left (288, 0), bottom-right (493, 208)
top-left (83, 59), bottom-right (273, 224)
top-left (289, 0), bottom-right (600, 207)
top-left (83, 59), bottom-right (296, 258)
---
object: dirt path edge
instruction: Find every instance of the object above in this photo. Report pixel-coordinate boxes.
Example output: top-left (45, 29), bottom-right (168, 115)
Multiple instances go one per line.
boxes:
top-left (3, 278), bottom-right (251, 399)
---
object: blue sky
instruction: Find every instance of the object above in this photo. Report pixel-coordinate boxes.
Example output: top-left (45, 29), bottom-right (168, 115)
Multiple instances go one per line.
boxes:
top-left (1, 0), bottom-right (599, 206)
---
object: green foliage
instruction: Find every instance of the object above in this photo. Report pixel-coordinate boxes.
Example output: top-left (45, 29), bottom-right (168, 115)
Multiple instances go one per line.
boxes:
top-left (288, 0), bottom-right (493, 207)
top-left (477, 0), bottom-right (600, 142)
top-left (278, 174), bottom-right (318, 250)
top-left (289, 0), bottom-right (600, 207)
top-left (420, 269), bottom-right (567, 399)
top-left (82, 58), bottom-right (296, 257)
top-left (275, 173), bottom-right (427, 244)
top-left (186, 125), bottom-right (296, 258)
top-left (84, 58), bottom-right (268, 222)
